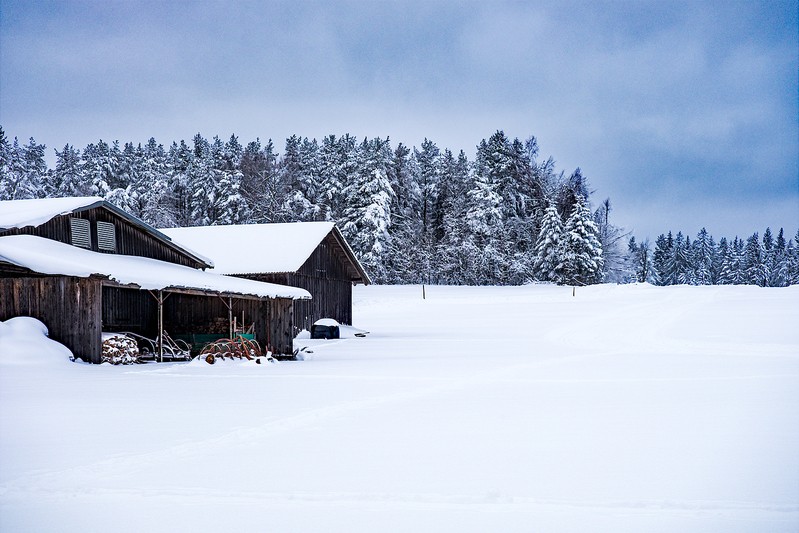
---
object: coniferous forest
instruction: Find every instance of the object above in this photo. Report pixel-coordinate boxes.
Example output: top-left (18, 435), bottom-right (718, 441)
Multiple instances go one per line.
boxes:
top-left (1, 126), bottom-right (797, 286)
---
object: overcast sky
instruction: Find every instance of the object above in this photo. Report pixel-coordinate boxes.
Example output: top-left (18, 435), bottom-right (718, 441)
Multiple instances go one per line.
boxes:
top-left (1, 0), bottom-right (797, 240)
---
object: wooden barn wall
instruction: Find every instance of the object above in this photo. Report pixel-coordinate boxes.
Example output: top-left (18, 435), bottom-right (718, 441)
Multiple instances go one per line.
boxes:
top-left (1, 209), bottom-right (204, 268)
top-left (242, 234), bottom-right (354, 333)
top-left (101, 287), bottom-right (157, 337)
top-left (260, 297), bottom-right (294, 356)
top-left (0, 276), bottom-right (102, 363)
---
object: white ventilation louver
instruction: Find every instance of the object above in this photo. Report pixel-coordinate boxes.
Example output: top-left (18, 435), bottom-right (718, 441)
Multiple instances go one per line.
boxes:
top-left (70, 218), bottom-right (91, 248)
top-left (97, 221), bottom-right (116, 252)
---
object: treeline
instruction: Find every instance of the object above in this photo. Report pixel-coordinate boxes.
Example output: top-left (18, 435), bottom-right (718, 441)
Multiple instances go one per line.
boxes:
top-left (0, 127), bottom-right (616, 285)
top-left (2, 127), bottom-right (794, 287)
top-left (626, 228), bottom-right (799, 287)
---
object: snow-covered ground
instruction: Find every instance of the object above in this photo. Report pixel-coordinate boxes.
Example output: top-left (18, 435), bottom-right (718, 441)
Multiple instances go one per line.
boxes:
top-left (1, 284), bottom-right (797, 532)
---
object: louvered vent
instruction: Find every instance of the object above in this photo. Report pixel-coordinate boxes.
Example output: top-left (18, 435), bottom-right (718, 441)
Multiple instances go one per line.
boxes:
top-left (97, 221), bottom-right (116, 252)
top-left (70, 218), bottom-right (91, 248)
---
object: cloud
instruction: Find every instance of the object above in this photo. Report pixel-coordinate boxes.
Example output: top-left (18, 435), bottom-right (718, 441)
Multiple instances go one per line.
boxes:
top-left (0, 0), bottom-right (796, 240)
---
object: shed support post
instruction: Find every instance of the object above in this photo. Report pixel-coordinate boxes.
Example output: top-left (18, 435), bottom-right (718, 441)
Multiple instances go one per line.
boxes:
top-left (148, 290), bottom-right (170, 363)
top-left (158, 290), bottom-right (164, 362)
top-left (228, 297), bottom-right (233, 339)
top-left (218, 295), bottom-right (234, 339)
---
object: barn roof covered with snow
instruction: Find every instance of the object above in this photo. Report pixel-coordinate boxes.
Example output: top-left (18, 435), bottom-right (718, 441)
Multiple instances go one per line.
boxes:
top-left (0, 196), bottom-right (214, 268)
top-left (161, 222), bottom-right (370, 284)
top-left (0, 235), bottom-right (310, 300)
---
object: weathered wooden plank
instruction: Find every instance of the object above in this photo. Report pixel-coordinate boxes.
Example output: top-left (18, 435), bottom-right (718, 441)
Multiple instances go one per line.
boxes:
top-left (0, 276), bottom-right (102, 363)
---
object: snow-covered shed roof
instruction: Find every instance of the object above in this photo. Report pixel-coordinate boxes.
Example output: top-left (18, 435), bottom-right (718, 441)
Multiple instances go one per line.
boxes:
top-left (161, 222), bottom-right (370, 283)
top-left (0, 196), bottom-right (214, 268)
top-left (0, 235), bottom-right (310, 300)
top-left (0, 196), bottom-right (106, 230)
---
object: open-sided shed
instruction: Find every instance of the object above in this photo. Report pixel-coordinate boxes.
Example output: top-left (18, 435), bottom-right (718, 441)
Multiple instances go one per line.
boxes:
top-left (162, 222), bottom-right (371, 333)
top-left (0, 197), bottom-right (310, 362)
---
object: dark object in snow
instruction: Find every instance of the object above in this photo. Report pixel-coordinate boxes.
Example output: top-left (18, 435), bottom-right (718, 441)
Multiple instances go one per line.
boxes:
top-left (311, 318), bottom-right (340, 339)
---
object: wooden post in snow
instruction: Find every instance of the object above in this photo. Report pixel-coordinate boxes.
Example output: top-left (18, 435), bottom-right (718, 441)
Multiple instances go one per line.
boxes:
top-left (228, 297), bottom-right (233, 339)
top-left (158, 290), bottom-right (164, 362)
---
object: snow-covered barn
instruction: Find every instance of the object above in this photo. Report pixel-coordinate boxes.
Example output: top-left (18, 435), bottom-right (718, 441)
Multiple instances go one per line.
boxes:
top-left (0, 197), bottom-right (310, 362)
top-left (161, 222), bottom-right (370, 332)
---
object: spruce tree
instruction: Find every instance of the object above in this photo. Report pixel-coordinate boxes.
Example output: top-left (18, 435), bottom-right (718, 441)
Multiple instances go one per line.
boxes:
top-left (693, 227), bottom-right (716, 285)
top-left (340, 137), bottom-right (395, 281)
top-left (559, 195), bottom-right (604, 285)
top-left (743, 233), bottom-right (766, 286)
top-left (652, 233), bottom-right (672, 285)
top-left (49, 144), bottom-right (85, 197)
top-left (533, 204), bottom-right (565, 283)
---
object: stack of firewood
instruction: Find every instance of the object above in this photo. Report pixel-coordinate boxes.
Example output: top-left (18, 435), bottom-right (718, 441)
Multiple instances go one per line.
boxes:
top-left (101, 335), bottom-right (141, 365)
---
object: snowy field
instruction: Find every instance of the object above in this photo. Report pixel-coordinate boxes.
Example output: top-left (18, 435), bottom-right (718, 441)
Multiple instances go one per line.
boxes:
top-left (1, 283), bottom-right (798, 532)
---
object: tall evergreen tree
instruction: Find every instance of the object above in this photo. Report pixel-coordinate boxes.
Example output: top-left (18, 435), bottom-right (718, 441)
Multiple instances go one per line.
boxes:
top-left (652, 232), bottom-right (673, 285)
top-left (559, 195), bottom-right (604, 285)
top-left (533, 204), bottom-right (565, 283)
top-left (463, 170), bottom-right (505, 284)
top-left (47, 144), bottom-right (85, 197)
top-left (340, 137), bottom-right (395, 281)
top-left (770, 228), bottom-right (790, 287)
top-left (240, 138), bottom-right (282, 223)
top-left (692, 227), bottom-right (716, 285)
top-left (743, 232), bottom-right (767, 286)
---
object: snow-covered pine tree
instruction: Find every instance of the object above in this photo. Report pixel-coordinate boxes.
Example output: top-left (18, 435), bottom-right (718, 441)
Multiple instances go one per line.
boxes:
top-left (414, 138), bottom-right (441, 244)
top-left (190, 135), bottom-right (250, 226)
top-left (0, 137), bottom-right (25, 200)
top-left (559, 195), bottom-right (603, 286)
top-left (339, 137), bottom-right (395, 281)
top-left (471, 132), bottom-right (538, 284)
top-left (81, 140), bottom-right (120, 197)
top-left (0, 128), bottom-right (11, 199)
top-left (166, 140), bottom-right (194, 227)
top-left (788, 229), bottom-right (799, 285)
top-left (1, 137), bottom-right (46, 200)
top-left (770, 228), bottom-right (790, 287)
top-left (533, 203), bottom-right (565, 283)
top-left (391, 139), bottom-right (440, 284)
top-left (382, 142), bottom-right (421, 284)
top-left (666, 232), bottom-right (693, 284)
top-left (105, 142), bottom-right (144, 218)
top-left (716, 237), bottom-right (731, 284)
top-left (240, 138), bottom-right (284, 223)
top-left (652, 232), bottom-right (673, 285)
top-left (633, 237), bottom-right (651, 283)
top-left (729, 237), bottom-right (746, 285)
top-left (761, 227), bottom-right (776, 286)
top-left (211, 136), bottom-right (250, 225)
top-left (282, 136), bottom-right (323, 221)
top-left (463, 167), bottom-right (505, 284)
top-left (186, 134), bottom-right (216, 226)
top-left (317, 134), bottom-right (352, 222)
top-left (692, 227), bottom-right (716, 285)
top-left (743, 232), bottom-right (767, 286)
top-left (435, 150), bottom-right (472, 284)
top-left (47, 144), bottom-right (85, 197)
top-left (555, 168), bottom-right (590, 224)
top-left (137, 138), bottom-right (176, 228)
